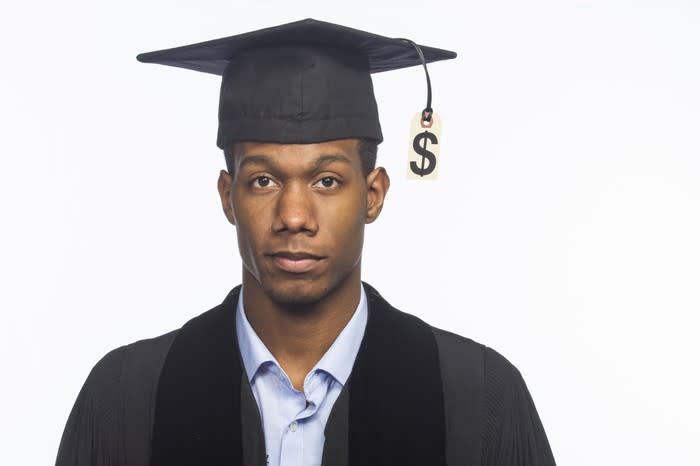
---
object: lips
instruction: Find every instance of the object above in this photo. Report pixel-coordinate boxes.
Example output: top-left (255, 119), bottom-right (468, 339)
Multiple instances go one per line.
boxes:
top-left (269, 252), bottom-right (324, 274)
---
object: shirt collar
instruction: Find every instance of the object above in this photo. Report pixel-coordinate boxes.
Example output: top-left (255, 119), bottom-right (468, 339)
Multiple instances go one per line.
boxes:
top-left (235, 285), bottom-right (368, 387)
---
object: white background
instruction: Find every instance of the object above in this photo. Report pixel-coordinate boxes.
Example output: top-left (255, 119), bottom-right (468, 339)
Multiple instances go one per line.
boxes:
top-left (1, 1), bottom-right (699, 465)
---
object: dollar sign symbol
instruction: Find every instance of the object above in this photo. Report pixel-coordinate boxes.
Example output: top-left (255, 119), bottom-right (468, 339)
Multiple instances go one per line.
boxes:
top-left (410, 130), bottom-right (438, 177)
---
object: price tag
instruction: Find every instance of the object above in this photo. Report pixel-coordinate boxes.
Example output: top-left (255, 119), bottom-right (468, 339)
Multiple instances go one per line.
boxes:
top-left (407, 111), bottom-right (441, 180)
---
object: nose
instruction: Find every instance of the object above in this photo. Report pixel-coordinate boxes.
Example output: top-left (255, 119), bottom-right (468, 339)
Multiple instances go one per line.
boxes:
top-left (272, 183), bottom-right (318, 235)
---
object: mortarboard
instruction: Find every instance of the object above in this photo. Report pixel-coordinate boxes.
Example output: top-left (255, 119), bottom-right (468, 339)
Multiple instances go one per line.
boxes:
top-left (137, 18), bottom-right (456, 149)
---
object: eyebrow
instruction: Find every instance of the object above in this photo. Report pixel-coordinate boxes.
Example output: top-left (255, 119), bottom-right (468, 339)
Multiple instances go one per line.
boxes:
top-left (237, 153), bottom-right (353, 171)
top-left (237, 154), bottom-right (275, 171)
top-left (313, 153), bottom-right (353, 168)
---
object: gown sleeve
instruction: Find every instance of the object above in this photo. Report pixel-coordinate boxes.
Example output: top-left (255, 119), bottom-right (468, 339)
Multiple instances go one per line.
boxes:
top-left (55, 346), bottom-right (129, 466)
top-left (481, 347), bottom-right (556, 466)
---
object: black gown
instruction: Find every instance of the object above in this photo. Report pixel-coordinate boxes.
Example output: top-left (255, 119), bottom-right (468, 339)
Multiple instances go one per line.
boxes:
top-left (56, 284), bottom-right (556, 466)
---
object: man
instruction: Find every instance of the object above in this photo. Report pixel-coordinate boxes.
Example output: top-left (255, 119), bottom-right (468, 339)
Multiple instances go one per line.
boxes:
top-left (56, 18), bottom-right (556, 466)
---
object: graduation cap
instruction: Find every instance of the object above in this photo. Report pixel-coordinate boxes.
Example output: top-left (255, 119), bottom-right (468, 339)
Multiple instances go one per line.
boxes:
top-left (137, 18), bottom-right (456, 149)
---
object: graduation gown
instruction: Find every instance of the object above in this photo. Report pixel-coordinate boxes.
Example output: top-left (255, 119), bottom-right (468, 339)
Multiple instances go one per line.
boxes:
top-left (56, 284), bottom-right (556, 466)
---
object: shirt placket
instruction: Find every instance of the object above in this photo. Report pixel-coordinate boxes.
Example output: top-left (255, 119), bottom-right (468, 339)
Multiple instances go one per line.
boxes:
top-left (278, 371), bottom-right (328, 466)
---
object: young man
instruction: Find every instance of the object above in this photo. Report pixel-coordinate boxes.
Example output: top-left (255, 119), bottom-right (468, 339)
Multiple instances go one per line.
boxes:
top-left (56, 19), bottom-right (556, 466)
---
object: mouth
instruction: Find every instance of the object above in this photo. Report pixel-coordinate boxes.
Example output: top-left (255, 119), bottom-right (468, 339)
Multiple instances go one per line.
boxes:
top-left (268, 252), bottom-right (325, 274)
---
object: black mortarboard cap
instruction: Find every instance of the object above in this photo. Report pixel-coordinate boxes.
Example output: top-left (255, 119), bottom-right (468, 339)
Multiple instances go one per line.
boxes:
top-left (137, 18), bottom-right (456, 149)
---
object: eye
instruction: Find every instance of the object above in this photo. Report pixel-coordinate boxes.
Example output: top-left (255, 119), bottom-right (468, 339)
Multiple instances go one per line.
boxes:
top-left (314, 176), bottom-right (340, 189)
top-left (252, 176), bottom-right (276, 188)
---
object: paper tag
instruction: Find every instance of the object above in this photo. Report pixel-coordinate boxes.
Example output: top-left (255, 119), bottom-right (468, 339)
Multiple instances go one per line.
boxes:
top-left (407, 111), bottom-right (441, 180)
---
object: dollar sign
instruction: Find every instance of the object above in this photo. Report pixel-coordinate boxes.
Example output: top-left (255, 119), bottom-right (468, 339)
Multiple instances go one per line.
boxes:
top-left (410, 130), bottom-right (438, 177)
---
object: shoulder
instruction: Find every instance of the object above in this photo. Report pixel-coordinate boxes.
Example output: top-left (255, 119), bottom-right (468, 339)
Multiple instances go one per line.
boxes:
top-left (363, 281), bottom-right (521, 382)
top-left (431, 325), bottom-right (520, 380)
top-left (77, 328), bottom-right (181, 424)
top-left (85, 329), bottom-right (180, 388)
top-left (430, 326), bottom-right (532, 465)
top-left (431, 326), bottom-right (486, 359)
top-left (84, 287), bottom-right (239, 390)
top-left (429, 325), bottom-right (532, 429)
top-left (119, 329), bottom-right (180, 381)
top-left (56, 329), bottom-right (181, 466)
top-left (432, 328), bottom-right (556, 465)
top-left (84, 328), bottom-right (181, 424)
top-left (56, 290), bottom-right (239, 466)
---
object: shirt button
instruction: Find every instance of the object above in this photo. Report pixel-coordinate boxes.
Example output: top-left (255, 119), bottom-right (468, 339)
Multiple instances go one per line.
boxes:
top-left (289, 421), bottom-right (298, 432)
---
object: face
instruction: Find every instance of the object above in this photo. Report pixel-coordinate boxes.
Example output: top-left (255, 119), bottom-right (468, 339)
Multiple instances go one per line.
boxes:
top-left (217, 139), bottom-right (389, 305)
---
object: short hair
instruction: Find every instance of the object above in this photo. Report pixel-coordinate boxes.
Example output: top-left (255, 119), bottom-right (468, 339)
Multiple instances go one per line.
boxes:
top-left (223, 138), bottom-right (378, 177)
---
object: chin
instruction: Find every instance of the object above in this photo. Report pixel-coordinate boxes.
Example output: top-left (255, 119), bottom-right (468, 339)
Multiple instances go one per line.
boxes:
top-left (244, 258), bottom-right (360, 308)
top-left (261, 279), bottom-right (330, 305)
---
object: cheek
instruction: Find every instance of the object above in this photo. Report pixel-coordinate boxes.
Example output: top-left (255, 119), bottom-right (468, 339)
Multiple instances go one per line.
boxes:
top-left (324, 193), bottom-right (366, 245)
top-left (231, 195), bottom-right (267, 254)
top-left (233, 215), bottom-right (269, 278)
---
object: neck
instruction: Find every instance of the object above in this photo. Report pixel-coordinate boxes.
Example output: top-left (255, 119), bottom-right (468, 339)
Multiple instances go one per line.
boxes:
top-left (241, 268), bottom-right (362, 390)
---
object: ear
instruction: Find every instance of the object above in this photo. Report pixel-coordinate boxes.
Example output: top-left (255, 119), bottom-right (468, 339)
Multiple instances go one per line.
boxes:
top-left (217, 169), bottom-right (236, 225)
top-left (365, 167), bottom-right (390, 224)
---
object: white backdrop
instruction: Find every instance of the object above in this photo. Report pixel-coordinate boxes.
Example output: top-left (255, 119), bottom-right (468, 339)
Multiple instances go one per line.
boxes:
top-left (1, 1), bottom-right (699, 465)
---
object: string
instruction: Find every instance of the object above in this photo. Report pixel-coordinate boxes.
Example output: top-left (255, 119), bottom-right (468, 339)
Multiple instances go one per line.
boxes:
top-left (398, 38), bottom-right (433, 123)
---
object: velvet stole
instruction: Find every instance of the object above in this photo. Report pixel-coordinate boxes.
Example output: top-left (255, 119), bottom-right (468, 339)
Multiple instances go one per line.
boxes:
top-left (151, 283), bottom-right (446, 466)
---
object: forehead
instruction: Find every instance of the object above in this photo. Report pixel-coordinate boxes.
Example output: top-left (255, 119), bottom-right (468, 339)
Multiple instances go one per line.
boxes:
top-left (232, 139), bottom-right (362, 170)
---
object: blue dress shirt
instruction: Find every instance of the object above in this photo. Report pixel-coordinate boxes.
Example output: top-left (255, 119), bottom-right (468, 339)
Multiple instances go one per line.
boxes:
top-left (235, 287), bottom-right (368, 466)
